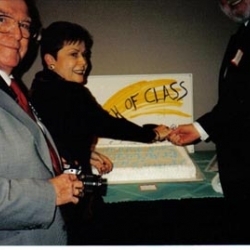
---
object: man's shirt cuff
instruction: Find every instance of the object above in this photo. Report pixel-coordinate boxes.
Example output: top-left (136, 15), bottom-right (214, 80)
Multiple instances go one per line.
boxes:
top-left (193, 122), bottom-right (209, 141)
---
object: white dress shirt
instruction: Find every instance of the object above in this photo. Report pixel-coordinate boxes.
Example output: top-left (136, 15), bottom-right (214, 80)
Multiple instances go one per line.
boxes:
top-left (0, 70), bottom-right (11, 86)
top-left (193, 121), bottom-right (209, 141)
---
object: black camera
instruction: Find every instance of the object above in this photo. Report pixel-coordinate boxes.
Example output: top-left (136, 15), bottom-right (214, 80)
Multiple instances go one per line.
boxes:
top-left (77, 173), bottom-right (107, 195)
top-left (63, 163), bottom-right (107, 196)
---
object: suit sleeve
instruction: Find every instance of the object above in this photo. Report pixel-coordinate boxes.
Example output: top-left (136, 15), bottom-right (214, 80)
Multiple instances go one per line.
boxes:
top-left (0, 177), bottom-right (57, 230)
top-left (197, 84), bottom-right (248, 143)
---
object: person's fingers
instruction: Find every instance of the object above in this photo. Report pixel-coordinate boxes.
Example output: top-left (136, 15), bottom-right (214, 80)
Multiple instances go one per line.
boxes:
top-left (68, 174), bottom-right (78, 181)
top-left (71, 196), bottom-right (80, 204)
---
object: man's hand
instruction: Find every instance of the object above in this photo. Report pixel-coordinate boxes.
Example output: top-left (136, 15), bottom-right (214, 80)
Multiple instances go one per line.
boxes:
top-left (49, 173), bottom-right (83, 206)
top-left (168, 124), bottom-right (200, 146)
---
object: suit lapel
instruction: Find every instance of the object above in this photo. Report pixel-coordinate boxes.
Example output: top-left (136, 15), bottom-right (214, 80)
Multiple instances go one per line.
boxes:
top-left (0, 85), bottom-right (55, 174)
top-left (0, 75), bottom-right (16, 98)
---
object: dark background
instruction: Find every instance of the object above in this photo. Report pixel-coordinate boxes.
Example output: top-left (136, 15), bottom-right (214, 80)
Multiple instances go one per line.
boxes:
top-left (69, 196), bottom-right (249, 245)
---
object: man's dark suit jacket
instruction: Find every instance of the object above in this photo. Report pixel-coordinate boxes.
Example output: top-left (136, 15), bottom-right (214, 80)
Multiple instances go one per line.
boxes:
top-left (197, 22), bottom-right (250, 199)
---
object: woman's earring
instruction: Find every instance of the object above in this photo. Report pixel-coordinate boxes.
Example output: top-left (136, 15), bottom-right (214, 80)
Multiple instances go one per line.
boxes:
top-left (48, 64), bottom-right (55, 70)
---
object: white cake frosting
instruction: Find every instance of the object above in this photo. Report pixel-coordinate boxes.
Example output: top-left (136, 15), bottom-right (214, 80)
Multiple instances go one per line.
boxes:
top-left (92, 143), bottom-right (197, 184)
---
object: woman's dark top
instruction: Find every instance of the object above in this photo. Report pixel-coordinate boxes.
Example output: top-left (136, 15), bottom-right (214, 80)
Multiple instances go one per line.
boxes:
top-left (30, 70), bottom-right (156, 172)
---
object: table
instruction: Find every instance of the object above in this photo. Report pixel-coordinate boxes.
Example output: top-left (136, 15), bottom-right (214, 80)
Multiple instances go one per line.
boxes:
top-left (102, 150), bottom-right (223, 203)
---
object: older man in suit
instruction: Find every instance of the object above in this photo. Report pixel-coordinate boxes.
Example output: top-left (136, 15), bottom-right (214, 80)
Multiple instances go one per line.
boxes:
top-left (0, 0), bottom-right (83, 245)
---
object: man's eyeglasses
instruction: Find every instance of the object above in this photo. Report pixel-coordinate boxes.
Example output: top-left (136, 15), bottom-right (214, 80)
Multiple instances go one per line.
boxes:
top-left (0, 14), bottom-right (31, 39)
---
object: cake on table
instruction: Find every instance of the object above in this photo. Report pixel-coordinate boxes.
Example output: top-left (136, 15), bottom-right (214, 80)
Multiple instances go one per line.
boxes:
top-left (92, 142), bottom-right (200, 184)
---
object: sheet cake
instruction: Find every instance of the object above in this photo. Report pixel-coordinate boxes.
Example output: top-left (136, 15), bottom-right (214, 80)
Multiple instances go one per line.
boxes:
top-left (92, 143), bottom-right (200, 184)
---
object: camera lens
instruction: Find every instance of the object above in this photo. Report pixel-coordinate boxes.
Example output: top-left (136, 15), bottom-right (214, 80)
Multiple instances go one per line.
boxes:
top-left (83, 174), bottom-right (102, 186)
top-left (78, 173), bottom-right (107, 195)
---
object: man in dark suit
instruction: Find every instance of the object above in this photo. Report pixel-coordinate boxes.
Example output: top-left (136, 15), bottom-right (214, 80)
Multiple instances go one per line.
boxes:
top-left (168, 0), bottom-right (250, 242)
top-left (0, 0), bottom-right (83, 245)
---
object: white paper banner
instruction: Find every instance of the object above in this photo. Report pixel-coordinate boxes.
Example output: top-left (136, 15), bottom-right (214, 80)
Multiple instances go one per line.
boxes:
top-left (87, 73), bottom-right (194, 152)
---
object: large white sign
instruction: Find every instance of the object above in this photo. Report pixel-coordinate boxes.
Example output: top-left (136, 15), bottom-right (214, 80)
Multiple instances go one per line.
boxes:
top-left (87, 74), bottom-right (194, 151)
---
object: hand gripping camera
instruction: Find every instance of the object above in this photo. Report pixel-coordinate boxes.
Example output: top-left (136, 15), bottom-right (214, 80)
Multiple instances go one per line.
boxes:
top-left (63, 162), bottom-right (107, 196)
